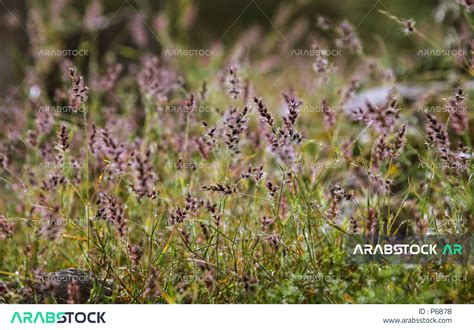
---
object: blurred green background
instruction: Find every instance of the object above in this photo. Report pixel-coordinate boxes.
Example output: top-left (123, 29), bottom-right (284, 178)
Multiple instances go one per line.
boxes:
top-left (0, 0), bottom-right (462, 92)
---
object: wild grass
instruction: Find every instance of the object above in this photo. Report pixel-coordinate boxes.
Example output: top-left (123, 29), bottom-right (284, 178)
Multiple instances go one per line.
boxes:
top-left (0, 0), bottom-right (473, 304)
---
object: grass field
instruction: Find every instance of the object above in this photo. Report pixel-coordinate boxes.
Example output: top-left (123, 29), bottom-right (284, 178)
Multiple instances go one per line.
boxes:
top-left (0, 0), bottom-right (473, 304)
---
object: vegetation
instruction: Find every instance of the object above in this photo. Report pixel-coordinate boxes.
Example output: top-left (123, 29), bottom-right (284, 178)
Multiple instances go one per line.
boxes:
top-left (0, 0), bottom-right (473, 303)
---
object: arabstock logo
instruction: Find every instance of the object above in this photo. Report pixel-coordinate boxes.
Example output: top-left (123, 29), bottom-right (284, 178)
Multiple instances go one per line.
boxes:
top-left (352, 243), bottom-right (463, 255)
top-left (10, 312), bottom-right (106, 324)
top-left (345, 235), bottom-right (472, 264)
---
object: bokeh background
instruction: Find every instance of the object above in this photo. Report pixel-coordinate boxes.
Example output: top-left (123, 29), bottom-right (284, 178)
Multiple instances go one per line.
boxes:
top-left (0, 0), bottom-right (466, 94)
